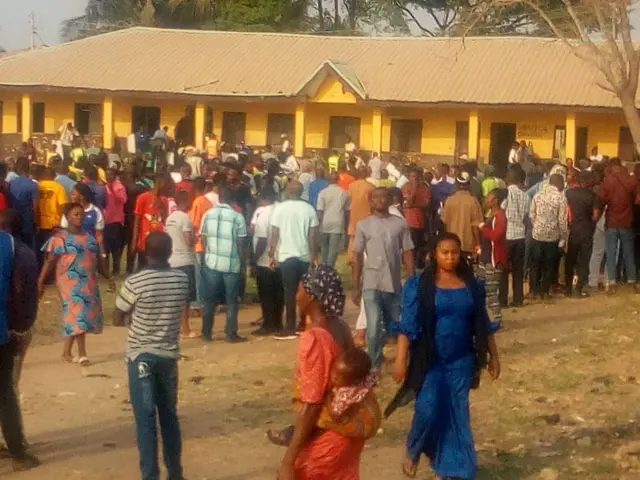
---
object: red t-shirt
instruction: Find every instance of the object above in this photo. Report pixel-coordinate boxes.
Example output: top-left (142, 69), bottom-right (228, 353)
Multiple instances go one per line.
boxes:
top-left (337, 172), bottom-right (355, 191)
top-left (134, 192), bottom-right (177, 252)
top-left (176, 180), bottom-right (194, 201)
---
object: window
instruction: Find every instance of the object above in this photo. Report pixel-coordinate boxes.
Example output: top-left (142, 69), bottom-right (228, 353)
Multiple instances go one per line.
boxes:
top-left (32, 102), bottom-right (45, 133)
top-left (329, 116), bottom-right (360, 149)
top-left (205, 106), bottom-right (214, 135)
top-left (75, 103), bottom-right (102, 135)
top-left (222, 112), bottom-right (246, 146)
top-left (131, 106), bottom-right (161, 135)
top-left (267, 113), bottom-right (294, 148)
top-left (16, 102), bottom-right (22, 133)
top-left (390, 119), bottom-right (422, 152)
top-left (552, 126), bottom-right (566, 160)
top-left (455, 121), bottom-right (469, 158)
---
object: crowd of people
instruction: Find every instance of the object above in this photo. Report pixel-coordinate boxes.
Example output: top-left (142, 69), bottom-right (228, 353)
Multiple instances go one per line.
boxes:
top-left (0, 130), bottom-right (639, 479)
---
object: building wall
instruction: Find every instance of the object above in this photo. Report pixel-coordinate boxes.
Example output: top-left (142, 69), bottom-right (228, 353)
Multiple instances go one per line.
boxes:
top-left (0, 90), bottom-right (630, 164)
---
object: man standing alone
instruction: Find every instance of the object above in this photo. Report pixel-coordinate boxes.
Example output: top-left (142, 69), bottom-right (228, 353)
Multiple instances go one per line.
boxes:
top-left (353, 187), bottom-right (414, 368)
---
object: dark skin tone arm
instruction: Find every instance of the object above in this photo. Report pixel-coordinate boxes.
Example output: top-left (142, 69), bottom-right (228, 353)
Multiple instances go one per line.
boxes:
top-left (352, 250), bottom-right (364, 305)
top-left (278, 404), bottom-right (323, 480)
top-left (131, 215), bottom-right (141, 255)
top-left (402, 249), bottom-right (416, 277)
top-left (113, 308), bottom-right (127, 327)
top-left (268, 226), bottom-right (280, 267)
top-left (254, 237), bottom-right (268, 266)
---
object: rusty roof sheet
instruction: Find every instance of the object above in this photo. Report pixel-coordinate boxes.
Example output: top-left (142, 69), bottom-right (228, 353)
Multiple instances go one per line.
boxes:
top-left (0, 27), bottom-right (622, 108)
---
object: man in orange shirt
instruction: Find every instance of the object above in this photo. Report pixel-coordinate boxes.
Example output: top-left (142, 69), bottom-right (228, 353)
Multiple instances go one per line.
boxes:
top-left (188, 178), bottom-right (213, 312)
top-left (347, 166), bottom-right (374, 263)
top-left (337, 160), bottom-right (355, 191)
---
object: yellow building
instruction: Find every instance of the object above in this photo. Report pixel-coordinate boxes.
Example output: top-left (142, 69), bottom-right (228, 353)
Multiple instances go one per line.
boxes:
top-left (0, 27), bottom-right (636, 172)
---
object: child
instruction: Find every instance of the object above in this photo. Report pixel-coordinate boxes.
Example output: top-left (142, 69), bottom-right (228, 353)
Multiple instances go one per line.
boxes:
top-left (38, 203), bottom-right (114, 364)
top-left (267, 348), bottom-right (379, 446)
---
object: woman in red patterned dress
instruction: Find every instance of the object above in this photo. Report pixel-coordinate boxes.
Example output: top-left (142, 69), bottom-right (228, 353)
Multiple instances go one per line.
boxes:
top-left (277, 265), bottom-right (365, 480)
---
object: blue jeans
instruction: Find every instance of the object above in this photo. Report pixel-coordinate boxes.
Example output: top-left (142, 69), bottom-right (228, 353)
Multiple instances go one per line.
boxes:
top-left (605, 227), bottom-right (636, 284)
top-left (363, 289), bottom-right (401, 367)
top-left (192, 253), bottom-right (204, 309)
top-left (128, 354), bottom-right (182, 480)
top-left (201, 268), bottom-right (241, 339)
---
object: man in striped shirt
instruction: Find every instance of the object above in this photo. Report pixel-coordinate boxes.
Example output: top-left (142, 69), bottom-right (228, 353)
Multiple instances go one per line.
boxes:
top-left (114, 231), bottom-right (190, 480)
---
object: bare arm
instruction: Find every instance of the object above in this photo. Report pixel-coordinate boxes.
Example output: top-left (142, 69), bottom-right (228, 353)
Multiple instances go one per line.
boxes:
top-left (352, 251), bottom-right (364, 305)
top-left (131, 216), bottom-right (141, 254)
top-left (37, 254), bottom-right (57, 297)
top-left (279, 403), bottom-right (323, 475)
top-left (269, 226), bottom-right (280, 265)
top-left (402, 249), bottom-right (415, 277)
top-left (113, 308), bottom-right (127, 327)
top-left (393, 333), bottom-right (410, 383)
top-left (95, 230), bottom-right (105, 254)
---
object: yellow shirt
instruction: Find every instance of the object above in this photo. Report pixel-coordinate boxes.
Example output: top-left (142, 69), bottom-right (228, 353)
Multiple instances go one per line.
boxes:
top-left (328, 155), bottom-right (340, 173)
top-left (38, 180), bottom-right (68, 230)
top-left (97, 167), bottom-right (107, 185)
top-left (206, 139), bottom-right (218, 157)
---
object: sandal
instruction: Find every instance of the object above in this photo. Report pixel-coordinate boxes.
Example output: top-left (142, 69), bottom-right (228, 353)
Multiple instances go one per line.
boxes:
top-left (76, 357), bottom-right (90, 366)
top-left (402, 457), bottom-right (418, 478)
top-left (267, 426), bottom-right (294, 447)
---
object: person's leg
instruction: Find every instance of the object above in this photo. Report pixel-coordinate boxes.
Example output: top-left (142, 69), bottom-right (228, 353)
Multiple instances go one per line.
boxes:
top-left (576, 238), bottom-right (593, 294)
top-left (137, 251), bottom-right (147, 271)
top-left (540, 241), bottom-right (558, 296)
top-left (319, 233), bottom-right (330, 266)
top-left (510, 239), bottom-right (525, 306)
top-left (620, 228), bottom-right (637, 284)
top-left (530, 239), bottom-right (543, 296)
top-left (380, 291), bottom-right (402, 336)
top-left (564, 238), bottom-right (578, 295)
top-left (272, 268), bottom-right (285, 331)
top-left (327, 233), bottom-right (343, 268)
top-left (589, 227), bottom-right (606, 288)
top-left (128, 355), bottom-right (160, 480)
top-left (0, 344), bottom-right (27, 459)
top-left (255, 266), bottom-right (271, 330)
top-left (604, 228), bottom-right (620, 288)
top-left (62, 336), bottom-right (74, 362)
top-left (280, 258), bottom-right (299, 334)
top-left (200, 267), bottom-right (217, 340)
top-left (193, 252), bottom-right (204, 310)
top-left (76, 333), bottom-right (87, 359)
top-left (363, 290), bottom-right (384, 368)
top-left (154, 358), bottom-right (182, 480)
top-left (222, 272), bottom-right (242, 339)
top-left (111, 223), bottom-right (124, 275)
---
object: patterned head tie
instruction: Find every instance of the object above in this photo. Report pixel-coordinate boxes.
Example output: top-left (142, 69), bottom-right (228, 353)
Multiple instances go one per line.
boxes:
top-left (300, 265), bottom-right (345, 319)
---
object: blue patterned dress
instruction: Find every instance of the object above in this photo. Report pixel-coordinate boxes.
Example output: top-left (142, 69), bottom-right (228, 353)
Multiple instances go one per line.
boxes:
top-left (44, 231), bottom-right (104, 337)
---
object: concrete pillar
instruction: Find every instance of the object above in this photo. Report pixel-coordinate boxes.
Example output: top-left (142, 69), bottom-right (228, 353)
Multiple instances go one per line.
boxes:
top-left (103, 96), bottom-right (113, 150)
top-left (565, 112), bottom-right (576, 161)
top-left (21, 93), bottom-right (31, 142)
top-left (295, 103), bottom-right (306, 157)
top-left (195, 102), bottom-right (205, 151)
top-left (372, 107), bottom-right (382, 154)
top-left (468, 110), bottom-right (480, 162)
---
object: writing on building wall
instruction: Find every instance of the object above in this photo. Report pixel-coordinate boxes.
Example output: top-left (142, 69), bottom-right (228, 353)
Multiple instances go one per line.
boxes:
top-left (517, 124), bottom-right (549, 139)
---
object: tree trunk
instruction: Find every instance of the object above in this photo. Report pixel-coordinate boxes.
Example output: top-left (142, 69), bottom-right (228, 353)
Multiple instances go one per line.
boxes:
top-left (318, 0), bottom-right (325, 30)
top-left (334, 0), bottom-right (340, 29)
top-left (349, 0), bottom-right (357, 30)
top-left (619, 88), bottom-right (640, 156)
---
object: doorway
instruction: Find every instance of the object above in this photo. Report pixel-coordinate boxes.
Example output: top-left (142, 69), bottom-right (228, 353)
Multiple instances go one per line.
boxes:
top-left (132, 106), bottom-right (160, 135)
top-left (222, 112), bottom-right (247, 146)
top-left (576, 126), bottom-right (588, 161)
top-left (329, 116), bottom-right (360, 149)
top-left (489, 122), bottom-right (516, 177)
top-left (454, 121), bottom-right (469, 159)
top-left (390, 119), bottom-right (422, 153)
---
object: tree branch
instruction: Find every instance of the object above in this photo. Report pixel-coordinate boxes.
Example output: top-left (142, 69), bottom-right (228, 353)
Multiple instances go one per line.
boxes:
top-left (394, 1), bottom-right (437, 35)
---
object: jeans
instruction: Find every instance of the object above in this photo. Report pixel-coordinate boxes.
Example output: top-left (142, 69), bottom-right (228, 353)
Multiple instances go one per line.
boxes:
top-left (104, 223), bottom-right (124, 275)
top-left (409, 228), bottom-right (425, 269)
top-left (605, 227), bottom-right (636, 284)
top-left (201, 268), bottom-right (242, 339)
top-left (280, 258), bottom-right (309, 332)
top-left (128, 354), bottom-right (182, 480)
top-left (362, 289), bottom-right (401, 367)
top-left (507, 238), bottom-right (526, 306)
top-left (530, 239), bottom-right (559, 296)
top-left (0, 342), bottom-right (26, 458)
top-left (565, 236), bottom-right (593, 293)
top-left (320, 233), bottom-right (343, 268)
top-left (589, 223), bottom-right (606, 288)
top-left (256, 266), bottom-right (284, 331)
top-left (193, 253), bottom-right (204, 309)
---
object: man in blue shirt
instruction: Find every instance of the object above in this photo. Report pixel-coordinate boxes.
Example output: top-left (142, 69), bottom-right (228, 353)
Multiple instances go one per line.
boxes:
top-left (308, 167), bottom-right (329, 209)
top-left (0, 228), bottom-right (40, 471)
top-left (8, 158), bottom-right (38, 250)
top-left (53, 158), bottom-right (77, 197)
top-left (84, 165), bottom-right (107, 210)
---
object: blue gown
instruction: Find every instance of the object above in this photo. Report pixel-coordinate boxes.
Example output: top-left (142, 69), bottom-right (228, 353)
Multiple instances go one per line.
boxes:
top-left (398, 284), bottom-right (479, 479)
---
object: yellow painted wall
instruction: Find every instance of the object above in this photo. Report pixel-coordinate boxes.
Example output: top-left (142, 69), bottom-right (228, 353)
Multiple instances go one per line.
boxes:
top-left (0, 93), bottom-right (22, 133)
top-left (114, 97), bottom-right (191, 138)
top-left (311, 77), bottom-right (357, 104)
top-left (578, 112), bottom-right (625, 157)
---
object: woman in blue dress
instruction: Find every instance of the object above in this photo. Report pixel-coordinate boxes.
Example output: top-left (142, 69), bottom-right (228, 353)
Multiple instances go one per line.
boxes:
top-left (385, 232), bottom-right (501, 479)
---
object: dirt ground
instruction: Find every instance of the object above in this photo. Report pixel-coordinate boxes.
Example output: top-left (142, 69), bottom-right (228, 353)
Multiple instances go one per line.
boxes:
top-left (4, 285), bottom-right (640, 479)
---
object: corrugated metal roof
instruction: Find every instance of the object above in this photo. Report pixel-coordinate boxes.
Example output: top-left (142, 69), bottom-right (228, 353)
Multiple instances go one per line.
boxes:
top-left (0, 27), bottom-right (622, 108)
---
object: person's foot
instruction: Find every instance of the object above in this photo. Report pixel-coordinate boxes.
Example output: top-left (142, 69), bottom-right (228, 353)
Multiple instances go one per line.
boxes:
top-left (61, 354), bottom-right (73, 363)
top-left (402, 456), bottom-right (418, 478)
top-left (225, 334), bottom-right (248, 344)
top-left (273, 330), bottom-right (298, 340)
top-left (510, 302), bottom-right (523, 308)
top-left (12, 453), bottom-right (40, 472)
top-left (202, 336), bottom-right (213, 342)
top-left (354, 329), bottom-right (366, 348)
top-left (250, 317), bottom-right (264, 327)
top-left (252, 326), bottom-right (275, 336)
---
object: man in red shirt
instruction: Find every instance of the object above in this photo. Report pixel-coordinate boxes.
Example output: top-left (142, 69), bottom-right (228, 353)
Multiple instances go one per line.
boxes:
top-left (598, 157), bottom-right (639, 291)
top-left (176, 164), bottom-right (194, 202)
top-left (401, 167), bottom-right (430, 268)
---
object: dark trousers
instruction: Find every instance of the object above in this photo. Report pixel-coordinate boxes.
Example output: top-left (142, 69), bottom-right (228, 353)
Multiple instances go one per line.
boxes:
top-left (0, 343), bottom-right (26, 458)
top-left (128, 354), bottom-right (182, 480)
top-left (35, 228), bottom-right (54, 272)
top-left (410, 227), bottom-right (425, 269)
top-left (104, 223), bottom-right (125, 274)
top-left (530, 239), bottom-right (559, 296)
top-left (280, 258), bottom-right (309, 332)
top-left (506, 239), bottom-right (526, 306)
top-left (565, 236), bottom-right (593, 293)
top-left (136, 252), bottom-right (148, 272)
top-left (256, 266), bottom-right (284, 331)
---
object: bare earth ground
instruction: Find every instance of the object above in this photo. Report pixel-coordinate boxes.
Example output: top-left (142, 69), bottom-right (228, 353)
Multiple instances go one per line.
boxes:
top-left (4, 284), bottom-right (640, 479)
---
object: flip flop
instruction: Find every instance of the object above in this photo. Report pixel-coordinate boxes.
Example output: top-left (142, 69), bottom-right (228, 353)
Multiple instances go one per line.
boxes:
top-left (266, 427), bottom-right (293, 447)
top-left (77, 357), bottom-right (90, 366)
top-left (402, 458), bottom-right (418, 478)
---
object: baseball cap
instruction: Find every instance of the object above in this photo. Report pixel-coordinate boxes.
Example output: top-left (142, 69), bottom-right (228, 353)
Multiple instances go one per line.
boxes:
top-left (456, 171), bottom-right (470, 185)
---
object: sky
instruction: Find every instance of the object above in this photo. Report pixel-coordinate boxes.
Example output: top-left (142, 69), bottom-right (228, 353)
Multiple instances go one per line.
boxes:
top-left (0, 0), bottom-right (87, 51)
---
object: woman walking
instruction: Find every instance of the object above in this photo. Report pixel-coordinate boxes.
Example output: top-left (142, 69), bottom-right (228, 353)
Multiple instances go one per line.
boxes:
top-left (61, 182), bottom-right (105, 253)
top-left (39, 203), bottom-right (114, 364)
top-left (386, 232), bottom-right (501, 479)
top-left (277, 265), bottom-right (379, 480)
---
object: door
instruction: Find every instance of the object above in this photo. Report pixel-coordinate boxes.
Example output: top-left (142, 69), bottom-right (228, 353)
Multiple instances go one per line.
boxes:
top-left (576, 126), bottom-right (588, 161)
top-left (329, 116), bottom-right (360, 149)
top-left (618, 127), bottom-right (639, 162)
top-left (222, 112), bottom-right (246, 146)
top-left (489, 122), bottom-right (516, 177)
top-left (132, 106), bottom-right (160, 135)
top-left (390, 119), bottom-right (422, 153)
top-left (267, 113), bottom-right (295, 149)
top-left (455, 121), bottom-right (469, 159)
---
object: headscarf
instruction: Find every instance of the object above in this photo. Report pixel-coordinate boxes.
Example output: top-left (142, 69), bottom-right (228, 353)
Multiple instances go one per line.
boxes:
top-left (300, 265), bottom-right (345, 319)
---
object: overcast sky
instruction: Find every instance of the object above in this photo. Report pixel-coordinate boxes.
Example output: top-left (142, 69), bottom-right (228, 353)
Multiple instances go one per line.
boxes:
top-left (2, 0), bottom-right (640, 52)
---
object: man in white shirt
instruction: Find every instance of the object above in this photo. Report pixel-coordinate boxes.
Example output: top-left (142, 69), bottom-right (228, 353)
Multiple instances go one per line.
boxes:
top-left (508, 142), bottom-right (520, 165)
top-left (250, 188), bottom-right (283, 336)
top-left (281, 134), bottom-right (291, 154)
top-left (369, 152), bottom-right (382, 181)
top-left (269, 180), bottom-right (319, 339)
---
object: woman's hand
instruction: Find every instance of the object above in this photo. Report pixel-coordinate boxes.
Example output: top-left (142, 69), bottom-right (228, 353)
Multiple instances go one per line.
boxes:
top-left (488, 354), bottom-right (501, 380)
top-left (392, 356), bottom-right (407, 384)
top-left (276, 460), bottom-right (295, 480)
